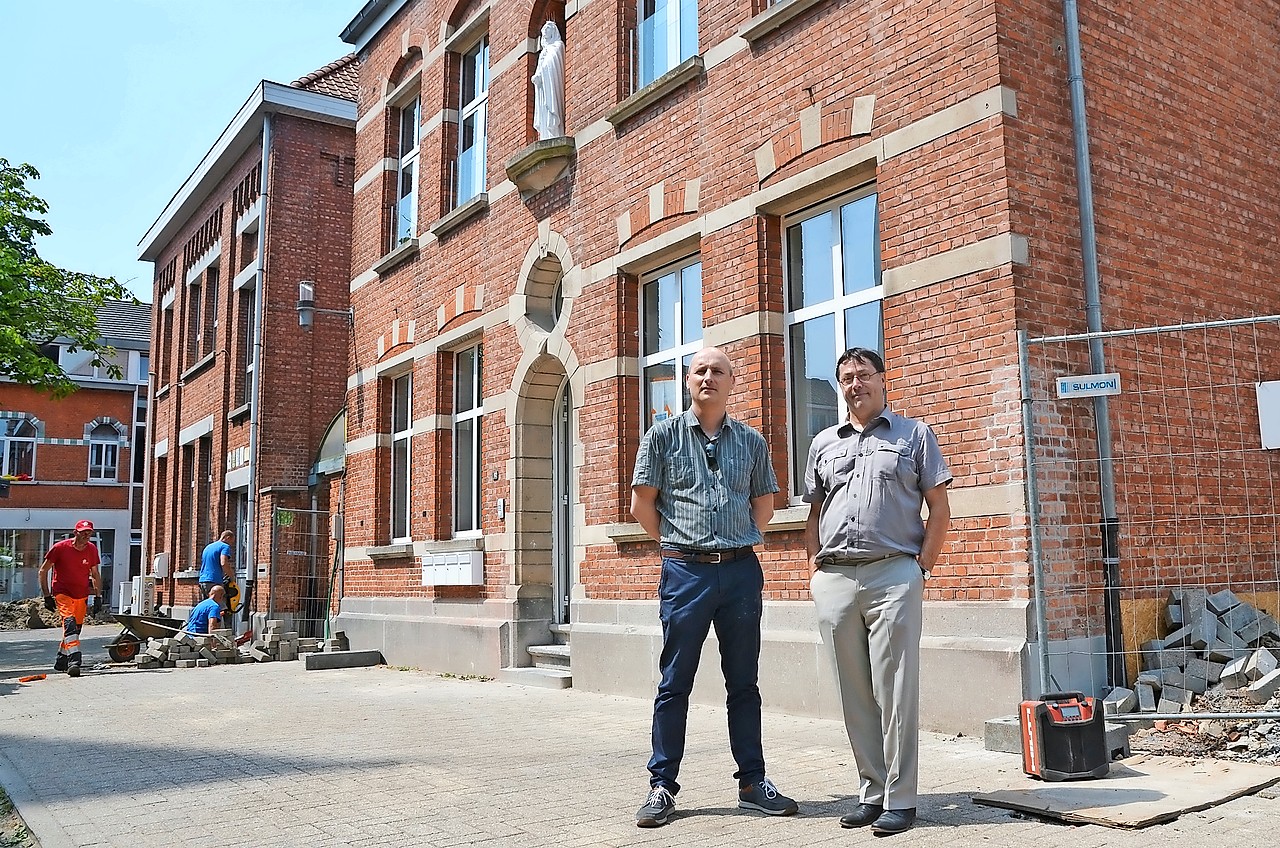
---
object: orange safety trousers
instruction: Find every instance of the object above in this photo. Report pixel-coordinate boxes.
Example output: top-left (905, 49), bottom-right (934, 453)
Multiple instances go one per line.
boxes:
top-left (55, 595), bottom-right (87, 659)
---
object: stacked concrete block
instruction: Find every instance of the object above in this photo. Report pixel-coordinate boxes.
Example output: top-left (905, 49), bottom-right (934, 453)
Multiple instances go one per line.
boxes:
top-left (135, 631), bottom-right (238, 670)
top-left (241, 620), bottom-right (302, 663)
top-left (1120, 590), bottom-right (1280, 715)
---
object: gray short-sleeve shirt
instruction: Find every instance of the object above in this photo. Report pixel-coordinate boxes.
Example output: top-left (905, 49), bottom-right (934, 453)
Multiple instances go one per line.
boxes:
top-left (632, 411), bottom-right (779, 549)
top-left (802, 408), bottom-right (952, 562)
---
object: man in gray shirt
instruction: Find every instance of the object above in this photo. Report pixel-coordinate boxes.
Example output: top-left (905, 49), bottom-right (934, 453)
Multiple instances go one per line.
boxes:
top-left (631, 346), bottom-right (798, 827)
top-left (804, 348), bottom-right (951, 836)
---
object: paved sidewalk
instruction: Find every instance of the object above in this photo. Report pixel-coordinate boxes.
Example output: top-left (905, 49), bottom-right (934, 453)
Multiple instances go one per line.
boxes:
top-left (0, 626), bottom-right (1277, 847)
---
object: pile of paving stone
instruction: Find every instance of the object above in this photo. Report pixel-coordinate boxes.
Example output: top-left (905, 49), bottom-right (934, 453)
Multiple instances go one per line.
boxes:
top-left (1105, 588), bottom-right (1280, 715)
top-left (136, 619), bottom-right (323, 669)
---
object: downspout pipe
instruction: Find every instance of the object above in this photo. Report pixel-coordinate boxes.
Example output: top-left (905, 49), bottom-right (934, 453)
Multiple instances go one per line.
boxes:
top-left (1063, 0), bottom-right (1124, 688)
top-left (246, 114), bottom-right (271, 629)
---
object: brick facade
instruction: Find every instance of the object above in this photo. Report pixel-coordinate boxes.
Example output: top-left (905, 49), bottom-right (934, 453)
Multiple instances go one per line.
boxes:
top-left (330, 0), bottom-right (1277, 729)
top-left (0, 301), bottom-right (150, 607)
top-left (140, 63), bottom-right (358, 628)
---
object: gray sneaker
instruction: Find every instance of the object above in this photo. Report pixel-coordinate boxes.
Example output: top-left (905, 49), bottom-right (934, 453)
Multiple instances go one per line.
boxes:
top-left (636, 786), bottom-right (675, 827)
top-left (738, 778), bottom-right (798, 816)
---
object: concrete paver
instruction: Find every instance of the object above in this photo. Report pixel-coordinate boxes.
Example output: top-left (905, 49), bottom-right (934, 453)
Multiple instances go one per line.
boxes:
top-left (1, 625), bottom-right (1278, 846)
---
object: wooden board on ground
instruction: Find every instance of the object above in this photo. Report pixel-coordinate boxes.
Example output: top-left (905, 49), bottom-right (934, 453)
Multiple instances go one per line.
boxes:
top-left (973, 754), bottom-right (1280, 828)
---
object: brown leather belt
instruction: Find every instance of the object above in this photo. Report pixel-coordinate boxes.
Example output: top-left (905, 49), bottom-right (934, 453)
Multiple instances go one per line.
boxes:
top-left (661, 546), bottom-right (754, 564)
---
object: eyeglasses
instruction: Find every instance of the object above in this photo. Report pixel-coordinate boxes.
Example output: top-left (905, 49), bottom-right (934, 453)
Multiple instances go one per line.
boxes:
top-left (838, 370), bottom-right (883, 386)
top-left (704, 438), bottom-right (719, 471)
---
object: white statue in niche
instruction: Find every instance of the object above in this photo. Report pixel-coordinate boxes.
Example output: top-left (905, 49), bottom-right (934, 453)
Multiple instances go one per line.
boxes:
top-left (531, 21), bottom-right (565, 140)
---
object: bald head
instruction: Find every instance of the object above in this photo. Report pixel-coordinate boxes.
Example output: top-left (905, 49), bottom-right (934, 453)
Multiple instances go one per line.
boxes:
top-left (685, 347), bottom-right (736, 418)
top-left (209, 584), bottom-right (226, 602)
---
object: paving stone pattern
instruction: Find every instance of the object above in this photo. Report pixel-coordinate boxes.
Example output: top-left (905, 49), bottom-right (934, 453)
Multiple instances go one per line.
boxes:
top-left (0, 628), bottom-right (1278, 847)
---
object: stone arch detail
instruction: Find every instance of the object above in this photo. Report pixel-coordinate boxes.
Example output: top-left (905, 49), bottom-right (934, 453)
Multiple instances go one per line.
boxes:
top-left (84, 417), bottom-right (128, 442)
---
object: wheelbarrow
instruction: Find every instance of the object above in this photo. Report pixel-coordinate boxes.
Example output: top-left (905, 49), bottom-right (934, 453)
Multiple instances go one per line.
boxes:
top-left (107, 613), bottom-right (186, 663)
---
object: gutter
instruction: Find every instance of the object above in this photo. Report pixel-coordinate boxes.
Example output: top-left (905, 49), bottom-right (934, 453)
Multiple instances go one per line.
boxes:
top-left (1063, 0), bottom-right (1124, 687)
top-left (245, 115), bottom-right (271, 622)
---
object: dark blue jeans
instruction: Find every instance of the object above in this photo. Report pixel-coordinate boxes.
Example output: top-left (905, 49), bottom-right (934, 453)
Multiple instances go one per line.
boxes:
top-left (648, 552), bottom-right (765, 793)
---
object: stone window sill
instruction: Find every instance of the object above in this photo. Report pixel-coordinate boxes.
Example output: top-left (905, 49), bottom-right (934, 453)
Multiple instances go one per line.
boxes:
top-left (604, 506), bottom-right (808, 544)
top-left (738, 0), bottom-right (827, 43)
top-left (430, 194), bottom-right (488, 240)
top-left (373, 238), bottom-right (419, 276)
top-left (228, 403), bottom-right (250, 423)
top-left (180, 351), bottom-right (217, 382)
top-left (606, 56), bottom-right (705, 127)
top-left (368, 543), bottom-right (414, 562)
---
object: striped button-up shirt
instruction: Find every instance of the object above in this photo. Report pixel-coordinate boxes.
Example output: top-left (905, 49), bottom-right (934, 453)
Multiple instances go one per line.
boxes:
top-left (632, 411), bottom-right (778, 549)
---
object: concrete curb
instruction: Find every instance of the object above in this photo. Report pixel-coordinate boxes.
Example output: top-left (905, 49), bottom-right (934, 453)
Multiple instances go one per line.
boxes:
top-left (0, 747), bottom-right (72, 848)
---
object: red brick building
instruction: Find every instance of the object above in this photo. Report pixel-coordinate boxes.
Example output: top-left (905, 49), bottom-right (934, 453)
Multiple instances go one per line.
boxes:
top-left (138, 58), bottom-right (358, 629)
top-left (333, 0), bottom-right (1279, 731)
top-left (0, 300), bottom-right (150, 608)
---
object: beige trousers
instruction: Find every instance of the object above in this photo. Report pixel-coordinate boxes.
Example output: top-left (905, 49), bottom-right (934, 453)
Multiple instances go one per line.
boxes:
top-left (811, 554), bottom-right (923, 809)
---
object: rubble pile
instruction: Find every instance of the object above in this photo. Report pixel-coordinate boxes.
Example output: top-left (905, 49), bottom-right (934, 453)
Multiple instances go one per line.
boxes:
top-left (135, 619), bottom-right (322, 669)
top-left (0, 598), bottom-right (115, 631)
top-left (1108, 588), bottom-right (1280, 763)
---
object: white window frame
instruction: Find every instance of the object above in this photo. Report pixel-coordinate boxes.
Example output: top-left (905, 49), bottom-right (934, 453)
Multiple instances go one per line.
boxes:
top-left (88, 423), bottom-right (120, 482)
top-left (242, 290), bottom-right (257, 407)
top-left (455, 37), bottom-right (489, 207)
top-left (452, 344), bottom-right (484, 536)
top-left (637, 0), bottom-right (698, 90)
top-left (782, 187), bottom-right (883, 500)
top-left (639, 256), bottom-right (703, 429)
top-left (392, 94), bottom-right (421, 250)
top-left (0, 417), bottom-right (37, 479)
top-left (390, 372), bottom-right (413, 543)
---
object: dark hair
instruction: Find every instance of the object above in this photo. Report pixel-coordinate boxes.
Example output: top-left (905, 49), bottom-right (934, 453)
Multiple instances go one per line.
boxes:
top-left (836, 347), bottom-right (885, 374)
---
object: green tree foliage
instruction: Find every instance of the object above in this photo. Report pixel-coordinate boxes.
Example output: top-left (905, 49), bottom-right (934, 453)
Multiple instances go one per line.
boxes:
top-left (1, 158), bottom-right (133, 397)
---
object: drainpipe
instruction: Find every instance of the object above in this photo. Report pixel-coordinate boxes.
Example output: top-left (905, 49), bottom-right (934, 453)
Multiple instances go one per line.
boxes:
top-left (246, 113), bottom-right (272, 630)
top-left (1063, 0), bottom-right (1124, 688)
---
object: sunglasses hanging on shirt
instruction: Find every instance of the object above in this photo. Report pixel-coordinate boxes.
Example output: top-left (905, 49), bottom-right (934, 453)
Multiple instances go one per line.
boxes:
top-left (703, 436), bottom-right (719, 472)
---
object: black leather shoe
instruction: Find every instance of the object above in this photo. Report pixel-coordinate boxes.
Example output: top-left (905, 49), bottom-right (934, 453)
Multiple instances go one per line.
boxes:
top-left (871, 808), bottom-right (915, 835)
top-left (839, 803), bottom-right (883, 828)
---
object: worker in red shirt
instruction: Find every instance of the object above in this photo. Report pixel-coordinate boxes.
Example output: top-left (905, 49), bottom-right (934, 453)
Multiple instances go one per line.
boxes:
top-left (37, 519), bottom-right (103, 677)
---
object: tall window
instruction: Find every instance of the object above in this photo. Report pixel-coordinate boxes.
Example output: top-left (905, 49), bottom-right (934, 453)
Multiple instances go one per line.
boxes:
top-left (784, 190), bottom-right (883, 495)
top-left (88, 423), bottom-right (120, 482)
top-left (641, 258), bottom-right (702, 427)
top-left (205, 267), bottom-right (219, 355)
top-left (390, 373), bottom-right (413, 542)
top-left (186, 280), bottom-right (203, 364)
top-left (636, 0), bottom-right (697, 90)
top-left (158, 304), bottom-right (173, 385)
top-left (453, 345), bottom-right (484, 534)
top-left (456, 37), bottom-right (489, 207)
top-left (239, 289), bottom-right (257, 407)
top-left (0, 417), bottom-right (37, 478)
top-left (392, 95), bottom-right (421, 249)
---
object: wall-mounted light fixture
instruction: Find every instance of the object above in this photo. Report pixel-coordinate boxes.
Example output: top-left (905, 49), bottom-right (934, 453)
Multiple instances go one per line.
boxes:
top-left (297, 280), bottom-right (353, 329)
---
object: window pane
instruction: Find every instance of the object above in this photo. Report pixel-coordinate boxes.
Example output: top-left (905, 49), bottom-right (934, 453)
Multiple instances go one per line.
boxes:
top-left (644, 362), bottom-right (678, 425)
top-left (399, 97), bottom-right (420, 154)
top-left (391, 438), bottom-right (409, 539)
top-left (843, 300), bottom-right (883, 354)
top-left (789, 314), bottom-right (838, 492)
top-left (680, 352), bottom-right (694, 412)
top-left (637, 0), bottom-right (672, 88)
top-left (454, 418), bottom-right (478, 532)
top-left (643, 271), bottom-right (677, 354)
top-left (396, 161), bottom-right (416, 243)
top-left (392, 375), bottom-right (411, 432)
top-left (62, 347), bottom-right (96, 377)
top-left (7, 441), bottom-right (34, 477)
top-left (841, 193), bottom-right (880, 295)
top-left (457, 113), bottom-right (485, 204)
top-left (679, 0), bottom-right (697, 64)
top-left (787, 211), bottom-right (836, 310)
top-left (456, 348), bottom-right (477, 413)
top-left (91, 423), bottom-right (117, 439)
top-left (680, 262), bottom-right (702, 343)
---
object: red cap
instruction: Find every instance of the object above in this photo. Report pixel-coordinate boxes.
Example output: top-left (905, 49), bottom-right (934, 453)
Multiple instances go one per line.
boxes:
top-left (74, 520), bottom-right (94, 532)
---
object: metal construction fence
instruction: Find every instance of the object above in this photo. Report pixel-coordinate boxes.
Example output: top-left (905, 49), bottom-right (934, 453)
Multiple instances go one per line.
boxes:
top-left (268, 507), bottom-right (334, 640)
top-left (1020, 314), bottom-right (1280, 718)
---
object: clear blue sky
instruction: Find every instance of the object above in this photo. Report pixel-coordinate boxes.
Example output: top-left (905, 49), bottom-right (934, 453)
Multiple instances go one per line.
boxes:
top-left (1, 1), bottom-right (360, 303)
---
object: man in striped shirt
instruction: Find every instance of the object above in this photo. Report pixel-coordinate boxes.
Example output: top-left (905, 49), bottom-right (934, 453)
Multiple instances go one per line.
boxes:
top-left (630, 346), bottom-right (798, 827)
